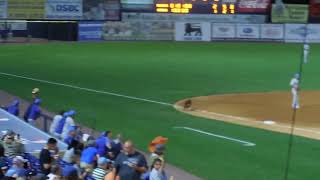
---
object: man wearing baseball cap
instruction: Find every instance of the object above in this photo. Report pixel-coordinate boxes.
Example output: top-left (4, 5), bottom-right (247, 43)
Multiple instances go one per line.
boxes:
top-left (92, 157), bottom-right (113, 180)
top-left (32, 88), bottom-right (40, 101)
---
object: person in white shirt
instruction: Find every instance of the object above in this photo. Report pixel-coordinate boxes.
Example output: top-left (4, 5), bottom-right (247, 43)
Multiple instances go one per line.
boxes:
top-left (61, 110), bottom-right (76, 140)
top-left (290, 73), bottom-right (300, 109)
top-left (303, 43), bottom-right (310, 64)
top-left (49, 110), bottom-right (65, 136)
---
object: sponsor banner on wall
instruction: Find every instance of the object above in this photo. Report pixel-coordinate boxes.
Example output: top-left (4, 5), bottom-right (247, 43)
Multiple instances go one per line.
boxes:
top-left (8, 0), bottom-right (45, 19)
top-left (46, 0), bottom-right (82, 19)
top-left (211, 23), bottom-right (236, 39)
top-left (237, 0), bottom-right (271, 14)
top-left (260, 24), bottom-right (284, 39)
top-left (175, 22), bottom-right (211, 41)
top-left (0, 21), bottom-right (27, 30)
top-left (285, 24), bottom-right (320, 43)
top-left (122, 13), bottom-right (267, 23)
top-left (102, 21), bottom-right (174, 40)
top-left (236, 24), bottom-right (260, 39)
top-left (83, 0), bottom-right (120, 21)
top-left (78, 22), bottom-right (103, 41)
top-left (0, 0), bottom-right (7, 19)
top-left (271, 4), bottom-right (309, 23)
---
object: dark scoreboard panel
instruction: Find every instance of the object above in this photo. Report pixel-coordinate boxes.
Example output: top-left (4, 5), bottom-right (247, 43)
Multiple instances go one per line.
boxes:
top-left (155, 0), bottom-right (237, 14)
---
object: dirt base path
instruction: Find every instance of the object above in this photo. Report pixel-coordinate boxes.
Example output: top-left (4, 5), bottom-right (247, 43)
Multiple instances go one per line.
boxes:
top-left (0, 90), bottom-right (201, 180)
top-left (175, 91), bottom-right (320, 140)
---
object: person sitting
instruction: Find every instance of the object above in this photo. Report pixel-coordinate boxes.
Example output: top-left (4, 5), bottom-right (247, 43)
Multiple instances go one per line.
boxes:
top-left (49, 110), bottom-right (65, 136)
top-left (62, 164), bottom-right (79, 180)
top-left (0, 144), bottom-right (6, 179)
top-left (80, 140), bottom-right (98, 173)
top-left (0, 130), bottom-right (25, 158)
top-left (4, 156), bottom-right (27, 179)
top-left (62, 139), bottom-right (79, 164)
top-left (38, 138), bottom-right (59, 178)
top-left (23, 98), bottom-right (42, 126)
top-left (92, 157), bottom-right (113, 180)
top-left (46, 165), bottom-right (61, 180)
top-left (64, 126), bottom-right (79, 146)
top-left (3, 100), bottom-right (20, 116)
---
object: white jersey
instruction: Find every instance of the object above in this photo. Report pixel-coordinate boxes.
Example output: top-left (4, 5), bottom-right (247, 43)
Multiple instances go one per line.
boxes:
top-left (61, 117), bottom-right (75, 140)
top-left (49, 115), bottom-right (62, 135)
top-left (304, 44), bottom-right (310, 51)
top-left (290, 78), bottom-right (299, 89)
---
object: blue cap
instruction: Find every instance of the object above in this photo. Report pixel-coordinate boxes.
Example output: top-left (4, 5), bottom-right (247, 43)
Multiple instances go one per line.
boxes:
top-left (63, 110), bottom-right (76, 117)
top-left (62, 165), bottom-right (77, 177)
top-left (68, 126), bottom-right (77, 132)
top-left (97, 157), bottom-right (112, 165)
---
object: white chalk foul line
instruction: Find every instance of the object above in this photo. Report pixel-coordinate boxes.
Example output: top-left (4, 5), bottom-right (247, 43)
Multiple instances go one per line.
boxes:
top-left (173, 126), bottom-right (256, 147)
top-left (0, 72), bottom-right (172, 106)
top-left (198, 109), bottom-right (320, 135)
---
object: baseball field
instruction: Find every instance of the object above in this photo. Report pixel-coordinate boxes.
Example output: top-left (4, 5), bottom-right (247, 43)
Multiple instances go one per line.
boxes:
top-left (0, 42), bottom-right (319, 180)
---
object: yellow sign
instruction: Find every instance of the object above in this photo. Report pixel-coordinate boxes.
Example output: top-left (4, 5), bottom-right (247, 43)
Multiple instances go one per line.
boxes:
top-left (8, 0), bottom-right (45, 19)
top-left (272, 4), bottom-right (309, 23)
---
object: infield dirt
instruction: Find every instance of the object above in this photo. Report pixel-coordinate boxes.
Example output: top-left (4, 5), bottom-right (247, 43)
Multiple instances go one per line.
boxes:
top-left (175, 91), bottom-right (320, 140)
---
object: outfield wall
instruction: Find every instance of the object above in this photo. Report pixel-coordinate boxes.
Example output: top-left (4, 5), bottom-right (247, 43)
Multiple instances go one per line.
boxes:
top-left (78, 21), bottom-right (320, 43)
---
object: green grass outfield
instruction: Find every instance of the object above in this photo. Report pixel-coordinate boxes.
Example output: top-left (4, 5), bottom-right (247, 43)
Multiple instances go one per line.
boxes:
top-left (0, 42), bottom-right (320, 180)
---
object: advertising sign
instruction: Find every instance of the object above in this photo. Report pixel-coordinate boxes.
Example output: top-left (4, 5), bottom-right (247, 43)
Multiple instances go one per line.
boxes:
top-left (175, 22), bottom-right (211, 41)
top-left (237, 0), bottom-right (271, 14)
top-left (0, 21), bottom-right (27, 30)
top-left (212, 23), bottom-right (236, 39)
top-left (0, 0), bottom-right (7, 19)
top-left (260, 24), bottom-right (284, 39)
top-left (102, 21), bottom-right (174, 40)
top-left (236, 24), bottom-right (260, 39)
top-left (78, 22), bottom-right (103, 41)
top-left (8, 0), bottom-right (45, 19)
top-left (285, 24), bottom-right (320, 43)
top-left (83, 0), bottom-right (120, 21)
top-left (46, 0), bottom-right (82, 19)
top-left (271, 4), bottom-right (309, 23)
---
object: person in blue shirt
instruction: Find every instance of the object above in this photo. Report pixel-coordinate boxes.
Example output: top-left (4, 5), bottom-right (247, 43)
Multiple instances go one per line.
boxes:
top-left (80, 140), bottom-right (98, 173)
top-left (3, 100), bottom-right (20, 116)
top-left (64, 126), bottom-right (78, 146)
top-left (23, 98), bottom-right (42, 126)
top-left (5, 156), bottom-right (27, 178)
top-left (96, 131), bottom-right (113, 158)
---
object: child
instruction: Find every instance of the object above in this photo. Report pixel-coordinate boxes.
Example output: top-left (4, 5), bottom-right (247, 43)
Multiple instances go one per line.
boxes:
top-left (149, 159), bottom-right (167, 180)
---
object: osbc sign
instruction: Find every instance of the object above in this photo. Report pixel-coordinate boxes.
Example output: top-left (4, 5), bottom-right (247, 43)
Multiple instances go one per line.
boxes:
top-left (52, 4), bottom-right (80, 12)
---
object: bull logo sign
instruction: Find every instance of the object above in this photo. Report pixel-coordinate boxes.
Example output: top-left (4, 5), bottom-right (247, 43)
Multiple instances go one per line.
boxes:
top-left (184, 23), bottom-right (202, 36)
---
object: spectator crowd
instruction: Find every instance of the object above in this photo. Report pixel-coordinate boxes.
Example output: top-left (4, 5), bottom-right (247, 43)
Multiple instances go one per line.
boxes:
top-left (0, 88), bottom-right (171, 180)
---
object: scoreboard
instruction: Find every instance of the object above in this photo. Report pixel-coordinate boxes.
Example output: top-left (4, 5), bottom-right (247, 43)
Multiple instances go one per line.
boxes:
top-left (155, 0), bottom-right (237, 14)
